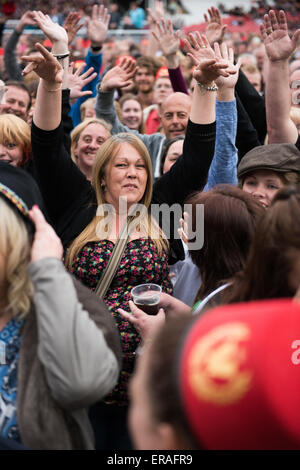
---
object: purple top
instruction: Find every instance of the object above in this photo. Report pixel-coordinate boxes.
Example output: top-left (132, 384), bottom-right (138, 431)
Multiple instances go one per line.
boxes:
top-left (168, 66), bottom-right (189, 95)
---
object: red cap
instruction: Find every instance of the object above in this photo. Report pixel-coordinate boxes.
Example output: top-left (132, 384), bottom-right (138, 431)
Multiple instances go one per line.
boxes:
top-left (155, 66), bottom-right (169, 80)
top-left (179, 299), bottom-right (300, 449)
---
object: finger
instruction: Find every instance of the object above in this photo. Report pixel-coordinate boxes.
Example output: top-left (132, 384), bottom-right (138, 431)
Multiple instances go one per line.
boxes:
top-left (236, 57), bottom-right (242, 70)
top-left (189, 32), bottom-right (200, 50)
top-left (161, 18), bottom-right (168, 35)
top-left (201, 34), bottom-right (210, 48)
top-left (79, 91), bottom-right (93, 97)
top-left (168, 18), bottom-right (174, 36)
top-left (292, 29), bottom-right (300, 49)
top-left (35, 42), bottom-right (55, 60)
top-left (214, 41), bottom-right (222, 60)
top-left (128, 300), bottom-right (146, 318)
top-left (117, 309), bottom-right (136, 324)
top-left (92, 4), bottom-right (97, 20)
top-left (228, 47), bottom-right (234, 64)
top-left (204, 13), bottom-right (208, 23)
top-left (22, 62), bottom-right (39, 75)
top-left (74, 62), bottom-right (86, 76)
top-left (278, 9), bottom-right (288, 31)
top-left (121, 80), bottom-right (133, 89)
top-left (264, 13), bottom-right (272, 32)
top-left (82, 72), bottom-right (97, 85)
top-left (80, 66), bottom-right (94, 79)
top-left (270, 9), bottom-right (279, 31)
top-left (28, 205), bottom-right (45, 229)
top-left (260, 23), bottom-right (268, 41)
top-left (220, 42), bottom-right (229, 61)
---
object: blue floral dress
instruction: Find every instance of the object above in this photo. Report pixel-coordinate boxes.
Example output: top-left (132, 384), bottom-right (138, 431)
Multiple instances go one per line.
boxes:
top-left (70, 237), bottom-right (173, 405)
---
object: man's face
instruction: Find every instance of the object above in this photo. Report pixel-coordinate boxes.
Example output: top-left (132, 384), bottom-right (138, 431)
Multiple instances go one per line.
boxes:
top-left (160, 93), bottom-right (191, 140)
top-left (1, 86), bottom-right (30, 121)
top-left (153, 77), bottom-right (173, 106)
top-left (290, 70), bottom-right (300, 107)
top-left (135, 67), bottom-right (155, 94)
top-left (243, 71), bottom-right (262, 93)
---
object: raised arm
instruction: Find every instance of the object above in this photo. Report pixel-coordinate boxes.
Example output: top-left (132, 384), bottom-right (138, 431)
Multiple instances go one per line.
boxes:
top-left (153, 33), bottom-right (233, 206)
top-left (205, 43), bottom-right (240, 190)
top-left (22, 12), bottom-right (90, 228)
top-left (261, 9), bottom-right (300, 143)
top-left (70, 5), bottom-right (110, 126)
top-left (151, 18), bottom-right (189, 94)
top-left (4, 11), bottom-right (36, 81)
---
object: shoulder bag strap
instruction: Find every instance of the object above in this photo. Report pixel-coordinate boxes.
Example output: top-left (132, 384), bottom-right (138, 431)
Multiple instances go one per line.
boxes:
top-left (94, 216), bottom-right (134, 299)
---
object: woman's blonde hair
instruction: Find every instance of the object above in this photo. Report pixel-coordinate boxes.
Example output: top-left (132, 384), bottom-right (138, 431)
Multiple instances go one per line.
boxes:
top-left (80, 97), bottom-right (97, 122)
top-left (0, 197), bottom-right (33, 318)
top-left (0, 114), bottom-right (31, 165)
top-left (65, 133), bottom-right (168, 267)
top-left (70, 117), bottom-right (112, 164)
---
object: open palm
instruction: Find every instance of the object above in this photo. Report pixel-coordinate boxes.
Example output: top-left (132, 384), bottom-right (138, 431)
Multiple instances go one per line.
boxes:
top-left (260, 10), bottom-right (300, 61)
top-left (101, 57), bottom-right (137, 91)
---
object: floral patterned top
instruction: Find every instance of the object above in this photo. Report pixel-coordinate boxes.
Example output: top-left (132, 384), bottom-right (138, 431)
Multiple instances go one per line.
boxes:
top-left (70, 237), bottom-right (173, 406)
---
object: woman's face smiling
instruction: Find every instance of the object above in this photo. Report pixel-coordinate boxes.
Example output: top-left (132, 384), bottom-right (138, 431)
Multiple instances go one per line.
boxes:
top-left (0, 142), bottom-right (23, 166)
top-left (242, 170), bottom-right (284, 208)
top-left (102, 142), bottom-right (148, 211)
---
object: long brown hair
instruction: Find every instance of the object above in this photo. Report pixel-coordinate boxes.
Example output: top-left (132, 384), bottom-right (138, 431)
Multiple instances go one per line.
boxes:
top-left (187, 185), bottom-right (264, 302)
top-left (224, 185), bottom-right (300, 303)
top-left (65, 133), bottom-right (168, 268)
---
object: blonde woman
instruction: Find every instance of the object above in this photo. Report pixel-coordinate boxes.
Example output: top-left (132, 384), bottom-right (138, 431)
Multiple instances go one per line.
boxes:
top-left (70, 117), bottom-right (112, 180)
top-left (0, 162), bottom-right (121, 449)
top-left (0, 114), bottom-right (31, 167)
top-left (23, 12), bottom-right (222, 449)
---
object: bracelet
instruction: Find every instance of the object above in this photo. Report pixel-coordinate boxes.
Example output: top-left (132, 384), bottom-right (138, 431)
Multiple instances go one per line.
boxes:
top-left (197, 81), bottom-right (218, 92)
top-left (42, 83), bottom-right (62, 92)
top-left (52, 52), bottom-right (70, 60)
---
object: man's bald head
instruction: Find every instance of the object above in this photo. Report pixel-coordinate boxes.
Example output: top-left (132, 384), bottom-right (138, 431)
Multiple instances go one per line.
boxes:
top-left (160, 92), bottom-right (192, 140)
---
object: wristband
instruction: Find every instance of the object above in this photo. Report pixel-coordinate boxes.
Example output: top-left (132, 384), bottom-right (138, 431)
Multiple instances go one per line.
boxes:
top-left (197, 81), bottom-right (218, 92)
top-left (52, 52), bottom-right (70, 60)
top-left (91, 45), bottom-right (102, 53)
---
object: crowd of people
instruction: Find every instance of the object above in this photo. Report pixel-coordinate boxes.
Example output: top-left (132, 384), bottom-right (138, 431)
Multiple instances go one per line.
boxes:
top-left (0, 0), bottom-right (300, 452)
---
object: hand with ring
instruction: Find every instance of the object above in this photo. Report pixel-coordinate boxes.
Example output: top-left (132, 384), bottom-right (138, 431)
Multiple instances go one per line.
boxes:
top-left (260, 9), bottom-right (300, 62)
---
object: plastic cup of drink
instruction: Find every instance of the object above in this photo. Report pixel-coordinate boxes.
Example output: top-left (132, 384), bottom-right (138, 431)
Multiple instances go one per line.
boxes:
top-left (131, 283), bottom-right (162, 315)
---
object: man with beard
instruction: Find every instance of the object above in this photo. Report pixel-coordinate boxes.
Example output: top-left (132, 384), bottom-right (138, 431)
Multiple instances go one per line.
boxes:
top-left (134, 56), bottom-right (160, 110)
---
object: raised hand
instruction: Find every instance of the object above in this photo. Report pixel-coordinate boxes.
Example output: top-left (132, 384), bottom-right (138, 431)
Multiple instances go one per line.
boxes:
top-left (184, 33), bottom-right (230, 85)
top-left (86, 4), bottom-right (110, 47)
top-left (16, 11), bottom-right (36, 33)
top-left (152, 18), bottom-right (180, 58)
top-left (260, 9), bottom-right (300, 62)
top-left (204, 6), bottom-right (227, 46)
top-left (29, 205), bottom-right (63, 262)
top-left (147, 0), bottom-right (164, 27)
top-left (32, 10), bottom-right (68, 47)
top-left (22, 43), bottom-right (63, 86)
top-left (67, 63), bottom-right (97, 101)
top-left (63, 12), bottom-right (83, 46)
top-left (100, 57), bottom-right (137, 92)
top-left (214, 42), bottom-right (241, 89)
